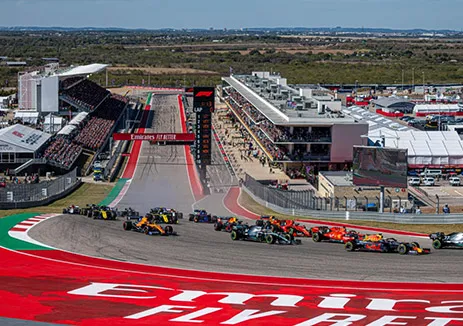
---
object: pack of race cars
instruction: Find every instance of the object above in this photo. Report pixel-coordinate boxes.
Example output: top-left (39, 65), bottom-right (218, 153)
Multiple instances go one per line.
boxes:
top-left (62, 205), bottom-right (461, 254)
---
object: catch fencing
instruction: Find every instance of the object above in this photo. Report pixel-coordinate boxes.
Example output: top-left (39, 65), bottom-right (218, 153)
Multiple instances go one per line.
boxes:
top-left (0, 168), bottom-right (81, 209)
top-left (243, 173), bottom-right (463, 224)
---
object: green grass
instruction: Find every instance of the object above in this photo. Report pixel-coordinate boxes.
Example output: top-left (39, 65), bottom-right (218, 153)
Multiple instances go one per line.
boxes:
top-left (0, 182), bottom-right (113, 219)
top-left (238, 191), bottom-right (463, 234)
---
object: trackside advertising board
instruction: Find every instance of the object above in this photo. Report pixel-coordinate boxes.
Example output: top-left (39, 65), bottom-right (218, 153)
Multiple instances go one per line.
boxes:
top-left (113, 133), bottom-right (194, 142)
top-left (353, 146), bottom-right (408, 188)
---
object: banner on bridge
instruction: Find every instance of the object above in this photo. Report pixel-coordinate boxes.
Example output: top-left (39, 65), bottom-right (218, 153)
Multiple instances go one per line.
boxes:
top-left (112, 133), bottom-right (194, 142)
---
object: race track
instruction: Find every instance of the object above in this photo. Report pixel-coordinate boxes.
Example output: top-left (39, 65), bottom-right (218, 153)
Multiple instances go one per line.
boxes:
top-left (25, 94), bottom-right (463, 285)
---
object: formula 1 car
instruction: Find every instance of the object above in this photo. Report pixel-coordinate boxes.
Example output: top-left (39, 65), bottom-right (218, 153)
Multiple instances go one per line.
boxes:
top-left (123, 215), bottom-right (177, 236)
top-left (188, 209), bottom-right (217, 223)
top-left (120, 207), bottom-right (140, 219)
top-left (151, 207), bottom-right (183, 219)
top-left (279, 220), bottom-right (312, 237)
top-left (231, 224), bottom-right (301, 245)
top-left (429, 232), bottom-right (463, 249)
top-left (83, 204), bottom-right (117, 220)
top-left (344, 238), bottom-right (430, 255)
top-left (150, 207), bottom-right (180, 224)
top-left (310, 226), bottom-right (357, 243)
top-left (62, 205), bottom-right (81, 215)
top-left (214, 216), bottom-right (243, 232)
top-left (256, 216), bottom-right (282, 231)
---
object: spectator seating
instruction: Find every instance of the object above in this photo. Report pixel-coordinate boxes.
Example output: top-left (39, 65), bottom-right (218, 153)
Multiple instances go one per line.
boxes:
top-left (61, 80), bottom-right (110, 111)
top-left (42, 137), bottom-right (82, 169)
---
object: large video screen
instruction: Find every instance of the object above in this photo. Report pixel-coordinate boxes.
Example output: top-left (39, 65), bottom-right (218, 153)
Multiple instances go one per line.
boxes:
top-left (353, 146), bottom-right (408, 188)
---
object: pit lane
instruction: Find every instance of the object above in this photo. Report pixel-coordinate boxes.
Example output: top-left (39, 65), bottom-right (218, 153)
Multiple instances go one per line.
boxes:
top-left (29, 94), bottom-right (463, 284)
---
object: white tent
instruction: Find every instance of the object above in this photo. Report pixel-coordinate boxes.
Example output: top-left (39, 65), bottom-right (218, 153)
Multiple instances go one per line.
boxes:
top-left (69, 112), bottom-right (88, 126)
top-left (57, 124), bottom-right (77, 136)
top-left (43, 114), bottom-right (63, 133)
top-left (14, 111), bottom-right (39, 124)
top-left (368, 128), bottom-right (463, 167)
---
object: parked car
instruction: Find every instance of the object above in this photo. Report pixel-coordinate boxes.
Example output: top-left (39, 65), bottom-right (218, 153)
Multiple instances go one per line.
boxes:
top-left (423, 177), bottom-right (435, 186)
top-left (408, 177), bottom-right (421, 186)
top-left (449, 177), bottom-right (461, 186)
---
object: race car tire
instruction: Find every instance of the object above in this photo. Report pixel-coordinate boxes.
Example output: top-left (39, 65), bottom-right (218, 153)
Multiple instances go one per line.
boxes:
top-left (165, 226), bottom-right (174, 235)
top-left (231, 231), bottom-right (239, 241)
top-left (144, 227), bottom-right (150, 235)
top-left (266, 234), bottom-right (276, 244)
top-left (312, 232), bottom-right (322, 242)
top-left (282, 233), bottom-right (293, 243)
top-left (194, 217), bottom-right (199, 223)
top-left (411, 242), bottom-right (420, 248)
top-left (345, 241), bottom-right (355, 251)
top-left (62, 209), bottom-right (67, 214)
top-left (256, 220), bottom-right (264, 227)
top-left (398, 243), bottom-right (409, 255)
top-left (225, 225), bottom-right (233, 233)
top-left (211, 216), bottom-right (218, 223)
top-left (214, 223), bottom-right (222, 231)
top-left (111, 212), bottom-right (117, 220)
top-left (189, 214), bottom-right (194, 221)
top-left (432, 239), bottom-right (442, 249)
top-left (123, 221), bottom-right (132, 231)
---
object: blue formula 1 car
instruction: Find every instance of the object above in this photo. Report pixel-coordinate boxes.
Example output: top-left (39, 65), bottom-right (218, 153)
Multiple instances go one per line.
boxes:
top-left (230, 224), bottom-right (301, 245)
top-left (188, 209), bottom-right (218, 223)
top-left (344, 238), bottom-right (430, 255)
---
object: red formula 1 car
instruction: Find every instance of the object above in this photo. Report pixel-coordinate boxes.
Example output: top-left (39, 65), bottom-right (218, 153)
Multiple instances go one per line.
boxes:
top-left (279, 220), bottom-right (312, 238)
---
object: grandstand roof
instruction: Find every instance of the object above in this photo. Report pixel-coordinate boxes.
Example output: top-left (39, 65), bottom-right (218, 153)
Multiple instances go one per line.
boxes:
top-left (0, 124), bottom-right (51, 153)
top-left (57, 124), bottom-right (77, 136)
top-left (56, 64), bottom-right (108, 77)
top-left (69, 112), bottom-right (88, 126)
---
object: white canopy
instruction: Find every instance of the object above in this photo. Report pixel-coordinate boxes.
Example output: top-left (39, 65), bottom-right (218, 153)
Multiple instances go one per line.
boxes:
top-left (57, 124), bottom-right (77, 136)
top-left (368, 128), bottom-right (463, 166)
top-left (14, 111), bottom-right (39, 124)
top-left (69, 112), bottom-right (88, 126)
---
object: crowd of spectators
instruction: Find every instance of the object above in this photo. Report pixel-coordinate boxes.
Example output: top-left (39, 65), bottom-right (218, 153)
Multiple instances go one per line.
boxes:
top-left (40, 93), bottom-right (128, 168)
top-left (42, 137), bottom-right (82, 169)
top-left (61, 80), bottom-right (110, 111)
top-left (94, 95), bottom-right (128, 120)
top-left (74, 117), bottom-right (115, 150)
top-left (60, 77), bottom-right (83, 90)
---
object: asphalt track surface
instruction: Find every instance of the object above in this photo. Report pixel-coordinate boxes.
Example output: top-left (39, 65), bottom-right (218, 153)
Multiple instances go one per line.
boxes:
top-left (29, 95), bottom-right (463, 284)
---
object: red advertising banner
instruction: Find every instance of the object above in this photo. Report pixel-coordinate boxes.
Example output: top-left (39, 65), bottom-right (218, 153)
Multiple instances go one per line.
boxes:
top-left (112, 133), bottom-right (194, 142)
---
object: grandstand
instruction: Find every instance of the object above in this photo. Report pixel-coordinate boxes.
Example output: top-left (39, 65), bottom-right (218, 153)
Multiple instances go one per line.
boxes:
top-left (7, 63), bottom-right (130, 174)
top-left (222, 72), bottom-right (368, 173)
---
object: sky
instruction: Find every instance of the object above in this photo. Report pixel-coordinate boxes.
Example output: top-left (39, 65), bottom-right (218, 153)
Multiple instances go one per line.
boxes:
top-left (1, 0), bottom-right (462, 31)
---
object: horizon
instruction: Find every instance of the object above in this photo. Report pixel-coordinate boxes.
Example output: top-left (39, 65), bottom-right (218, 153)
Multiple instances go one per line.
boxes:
top-left (1, 0), bottom-right (462, 31)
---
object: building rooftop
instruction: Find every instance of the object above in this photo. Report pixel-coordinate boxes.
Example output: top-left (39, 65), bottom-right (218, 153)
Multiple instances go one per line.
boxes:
top-left (0, 124), bottom-right (51, 153)
top-left (223, 74), bottom-right (358, 126)
top-left (320, 171), bottom-right (353, 187)
top-left (372, 97), bottom-right (414, 108)
top-left (342, 105), bottom-right (411, 132)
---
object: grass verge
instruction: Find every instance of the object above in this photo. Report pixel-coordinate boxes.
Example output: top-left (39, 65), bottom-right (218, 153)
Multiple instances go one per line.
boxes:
top-left (0, 182), bottom-right (113, 219)
top-left (238, 190), bottom-right (463, 234)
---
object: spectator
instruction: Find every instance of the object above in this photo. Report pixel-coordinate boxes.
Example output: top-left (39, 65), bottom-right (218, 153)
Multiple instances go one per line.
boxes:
top-left (443, 204), bottom-right (450, 214)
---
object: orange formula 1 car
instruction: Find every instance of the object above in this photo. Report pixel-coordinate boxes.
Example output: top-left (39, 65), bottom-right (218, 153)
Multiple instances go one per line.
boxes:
top-left (123, 214), bottom-right (176, 236)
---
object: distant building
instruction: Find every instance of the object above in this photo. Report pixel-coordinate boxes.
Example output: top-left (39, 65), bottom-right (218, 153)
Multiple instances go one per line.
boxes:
top-left (372, 97), bottom-right (415, 114)
top-left (6, 61), bottom-right (27, 67)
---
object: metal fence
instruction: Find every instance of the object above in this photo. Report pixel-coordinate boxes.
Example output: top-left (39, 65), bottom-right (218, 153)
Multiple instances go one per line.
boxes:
top-left (243, 174), bottom-right (463, 223)
top-left (0, 168), bottom-right (80, 208)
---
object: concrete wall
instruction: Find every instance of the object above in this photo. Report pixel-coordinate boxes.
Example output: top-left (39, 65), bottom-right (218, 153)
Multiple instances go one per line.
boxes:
top-left (330, 123), bottom-right (368, 163)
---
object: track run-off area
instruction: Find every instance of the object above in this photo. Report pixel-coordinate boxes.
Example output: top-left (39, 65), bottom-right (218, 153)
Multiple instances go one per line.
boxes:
top-left (1, 93), bottom-right (463, 325)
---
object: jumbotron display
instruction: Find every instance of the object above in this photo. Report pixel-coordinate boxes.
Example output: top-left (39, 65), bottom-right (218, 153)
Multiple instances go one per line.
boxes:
top-left (353, 146), bottom-right (408, 188)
